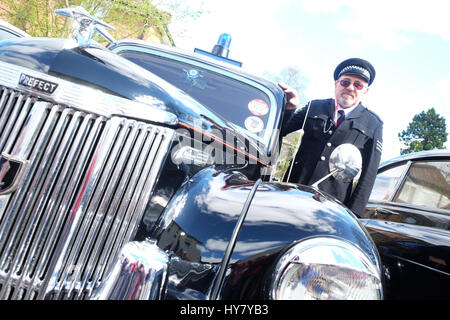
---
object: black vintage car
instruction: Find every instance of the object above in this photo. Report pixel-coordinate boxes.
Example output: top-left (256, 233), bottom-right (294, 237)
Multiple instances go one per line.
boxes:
top-left (361, 150), bottom-right (450, 299)
top-left (0, 7), bottom-right (383, 300)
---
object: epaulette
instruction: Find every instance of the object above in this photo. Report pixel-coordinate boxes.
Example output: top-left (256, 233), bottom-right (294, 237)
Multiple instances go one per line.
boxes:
top-left (364, 107), bottom-right (384, 125)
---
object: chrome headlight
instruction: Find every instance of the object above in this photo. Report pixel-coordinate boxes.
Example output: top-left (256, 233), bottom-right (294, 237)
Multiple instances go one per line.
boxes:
top-left (270, 237), bottom-right (383, 300)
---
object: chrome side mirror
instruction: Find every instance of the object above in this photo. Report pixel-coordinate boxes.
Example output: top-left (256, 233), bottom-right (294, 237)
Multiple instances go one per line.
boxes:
top-left (312, 143), bottom-right (362, 188)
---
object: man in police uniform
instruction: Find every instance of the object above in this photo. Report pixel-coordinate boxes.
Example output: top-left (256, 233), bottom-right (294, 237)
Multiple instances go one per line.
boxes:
top-left (279, 58), bottom-right (383, 216)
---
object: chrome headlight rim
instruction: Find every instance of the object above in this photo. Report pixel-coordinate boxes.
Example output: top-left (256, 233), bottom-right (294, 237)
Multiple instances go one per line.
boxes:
top-left (270, 236), bottom-right (383, 300)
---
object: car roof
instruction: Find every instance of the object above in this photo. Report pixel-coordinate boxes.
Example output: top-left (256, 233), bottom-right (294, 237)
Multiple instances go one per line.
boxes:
top-left (110, 39), bottom-right (283, 96)
top-left (0, 19), bottom-right (30, 38)
top-left (380, 149), bottom-right (450, 170)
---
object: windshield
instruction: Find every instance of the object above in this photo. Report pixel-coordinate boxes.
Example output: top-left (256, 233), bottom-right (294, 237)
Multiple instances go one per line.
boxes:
top-left (115, 48), bottom-right (276, 145)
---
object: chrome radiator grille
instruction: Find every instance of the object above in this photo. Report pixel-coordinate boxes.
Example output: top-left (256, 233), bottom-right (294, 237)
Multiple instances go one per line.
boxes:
top-left (0, 87), bottom-right (174, 299)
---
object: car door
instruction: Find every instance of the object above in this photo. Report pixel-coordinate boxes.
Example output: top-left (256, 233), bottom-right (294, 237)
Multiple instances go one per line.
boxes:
top-left (362, 159), bottom-right (450, 299)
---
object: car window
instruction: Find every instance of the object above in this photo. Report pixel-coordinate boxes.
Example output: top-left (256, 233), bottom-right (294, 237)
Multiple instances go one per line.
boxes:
top-left (369, 163), bottom-right (407, 201)
top-left (117, 50), bottom-right (273, 142)
top-left (394, 161), bottom-right (450, 210)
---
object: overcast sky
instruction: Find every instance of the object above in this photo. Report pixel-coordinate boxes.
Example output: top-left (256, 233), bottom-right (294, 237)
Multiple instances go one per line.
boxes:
top-left (165, 0), bottom-right (450, 161)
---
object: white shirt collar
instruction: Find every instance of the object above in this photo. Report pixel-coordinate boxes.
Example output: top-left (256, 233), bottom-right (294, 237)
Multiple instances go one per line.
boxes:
top-left (337, 103), bottom-right (358, 118)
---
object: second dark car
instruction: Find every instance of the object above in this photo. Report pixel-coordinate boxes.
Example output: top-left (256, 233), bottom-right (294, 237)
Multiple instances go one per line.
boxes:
top-left (361, 150), bottom-right (450, 299)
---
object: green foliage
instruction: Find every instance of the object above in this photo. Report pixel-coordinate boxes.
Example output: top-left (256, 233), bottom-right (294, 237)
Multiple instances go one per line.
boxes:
top-left (0, 0), bottom-right (203, 43)
top-left (272, 130), bottom-right (302, 180)
top-left (264, 66), bottom-right (308, 179)
top-left (398, 107), bottom-right (448, 155)
top-left (0, 0), bottom-right (69, 37)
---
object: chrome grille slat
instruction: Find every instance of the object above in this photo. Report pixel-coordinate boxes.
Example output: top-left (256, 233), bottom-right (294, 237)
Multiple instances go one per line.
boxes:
top-left (0, 90), bottom-right (20, 149)
top-left (76, 123), bottom-right (148, 294)
top-left (1, 107), bottom-right (74, 300)
top-left (28, 112), bottom-right (92, 280)
top-left (0, 91), bottom-right (24, 152)
top-left (86, 126), bottom-right (166, 292)
top-left (8, 110), bottom-right (87, 299)
top-left (0, 90), bottom-right (18, 150)
top-left (0, 102), bottom-right (53, 269)
top-left (34, 115), bottom-right (105, 300)
top-left (0, 88), bottom-right (11, 123)
top-left (54, 117), bottom-right (128, 293)
top-left (0, 103), bottom-right (70, 295)
top-left (3, 97), bottom-right (34, 156)
top-left (0, 85), bottom-right (174, 300)
top-left (50, 118), bottom-right (125, 290)
top-left (71, 124), bottom-right (165, 298)
top-left (120, 131), bottom-right (166, 242)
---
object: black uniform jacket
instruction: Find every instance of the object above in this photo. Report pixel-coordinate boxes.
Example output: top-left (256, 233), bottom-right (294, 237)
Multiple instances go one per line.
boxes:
top-left (281, 98), bottom-right (383, 216)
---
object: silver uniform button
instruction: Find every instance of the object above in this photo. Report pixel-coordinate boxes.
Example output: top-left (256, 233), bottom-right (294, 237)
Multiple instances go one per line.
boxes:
top-left (328, 130), bottom-right (333, 135)
top-left (327, 142), bottom-right (332, 147)
top-left (321, 156), bottom-right (326, 161)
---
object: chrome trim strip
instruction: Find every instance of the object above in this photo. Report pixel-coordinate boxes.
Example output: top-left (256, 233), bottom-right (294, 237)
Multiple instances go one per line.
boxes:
top-left (0, 60), bottom-right (178, 126)
top-left (210, 178), bottom-right (262, 300)
top-left (389, 160), bottom-right (412, 202)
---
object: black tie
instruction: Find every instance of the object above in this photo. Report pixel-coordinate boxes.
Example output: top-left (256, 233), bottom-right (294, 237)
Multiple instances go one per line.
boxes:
top-left (336, 110), bottom-right (345, 127)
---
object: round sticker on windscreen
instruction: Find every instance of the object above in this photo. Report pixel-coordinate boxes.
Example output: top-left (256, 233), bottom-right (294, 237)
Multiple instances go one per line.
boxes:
top-left (245, 116), bottom-right (264, 133)
top-left (248, 99), bottom-right (269, 116)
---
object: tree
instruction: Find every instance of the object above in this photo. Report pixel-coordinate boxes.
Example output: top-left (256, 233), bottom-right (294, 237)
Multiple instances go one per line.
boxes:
top-left (398, 107), bottom-right (447, 155)
top-left (263, 66), bottom-right (309, 106)
top-left (0, 0), bottom-right (67, 37)
top-left (0, 0), bottom-right (203, 44)
top-left (263, 66), bottom-right (309, 180)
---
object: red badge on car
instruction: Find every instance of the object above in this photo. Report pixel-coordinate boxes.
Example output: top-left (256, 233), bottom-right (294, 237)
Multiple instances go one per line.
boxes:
top-left (248, 99), bottom-right (269, 116)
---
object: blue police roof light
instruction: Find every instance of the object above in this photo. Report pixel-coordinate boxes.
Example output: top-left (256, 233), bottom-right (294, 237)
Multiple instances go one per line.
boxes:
top-left (193, 33), bottom-right (243, 67)
top-left (217, 33), bottom-right (231, 48)
top-left (212, 33), bottom-right (231, 58)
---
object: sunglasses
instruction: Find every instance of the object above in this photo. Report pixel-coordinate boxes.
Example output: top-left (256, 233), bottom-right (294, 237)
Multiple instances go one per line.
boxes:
top-left (339, 79), bottom-right (366, 90)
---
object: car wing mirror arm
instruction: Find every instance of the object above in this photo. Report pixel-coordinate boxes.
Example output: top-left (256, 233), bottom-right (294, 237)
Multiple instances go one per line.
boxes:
top-left (312, 143), bottom-right (362, 189)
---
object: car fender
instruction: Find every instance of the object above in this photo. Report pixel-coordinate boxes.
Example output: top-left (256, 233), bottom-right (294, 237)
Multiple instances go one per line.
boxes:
top-left (153, 167), bottom-right (380, 299)
top-left (219, 180), bottom-right (381, 299)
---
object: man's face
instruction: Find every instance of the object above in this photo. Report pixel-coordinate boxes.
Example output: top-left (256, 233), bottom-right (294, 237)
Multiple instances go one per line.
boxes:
top-left (335, 74), bottom-right (369, 108)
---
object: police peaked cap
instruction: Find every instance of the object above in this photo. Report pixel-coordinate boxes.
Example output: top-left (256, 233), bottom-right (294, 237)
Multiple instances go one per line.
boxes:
top-left (334, 58), bottom-right (376, 86)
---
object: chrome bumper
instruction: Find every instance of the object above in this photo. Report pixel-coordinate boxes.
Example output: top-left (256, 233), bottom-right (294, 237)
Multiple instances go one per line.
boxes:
top-left (92, 239), bottom-right (169, 300)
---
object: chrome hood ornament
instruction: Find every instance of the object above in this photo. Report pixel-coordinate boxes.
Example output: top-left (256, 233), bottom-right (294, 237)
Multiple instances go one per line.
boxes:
top-left (55, 6), bottom-right (116, 47)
